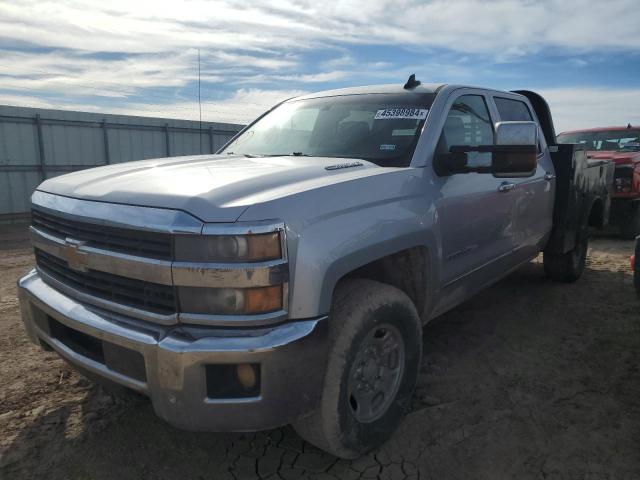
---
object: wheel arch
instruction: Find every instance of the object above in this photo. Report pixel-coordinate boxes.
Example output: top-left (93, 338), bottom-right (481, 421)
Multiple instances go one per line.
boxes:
top-left (588, 196), bottom-right (606, 229)
top-left (321, 237), bottom-right (435, 323)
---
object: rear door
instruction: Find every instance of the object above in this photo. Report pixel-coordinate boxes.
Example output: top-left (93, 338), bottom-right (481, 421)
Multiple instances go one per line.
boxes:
top-left (490, 95), bottom-right (554, 259)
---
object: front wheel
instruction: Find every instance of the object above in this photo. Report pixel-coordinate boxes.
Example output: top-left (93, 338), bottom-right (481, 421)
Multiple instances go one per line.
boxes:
top-left (293, 279), bottom-right (422, 459)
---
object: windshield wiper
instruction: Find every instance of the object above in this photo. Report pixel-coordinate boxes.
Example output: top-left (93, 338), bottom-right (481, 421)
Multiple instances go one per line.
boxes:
top-left (225, 152), bottom-right (260, 158)
top-left (263, 152), bottom-right (313, 157)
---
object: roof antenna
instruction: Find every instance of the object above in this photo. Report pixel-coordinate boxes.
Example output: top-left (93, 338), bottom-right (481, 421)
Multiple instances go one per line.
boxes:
top-left (403, 74), bottom-right (421, 90)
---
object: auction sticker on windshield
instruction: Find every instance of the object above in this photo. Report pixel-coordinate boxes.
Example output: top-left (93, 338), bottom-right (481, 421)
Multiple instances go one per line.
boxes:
top-left (374, 108), bottom-right (428, 120)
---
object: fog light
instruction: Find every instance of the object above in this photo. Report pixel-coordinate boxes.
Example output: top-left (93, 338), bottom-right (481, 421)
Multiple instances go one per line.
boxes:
top-left (237, 363), bottom-right (257, 390)
top-left (205, 363), bottom-right (261, 399)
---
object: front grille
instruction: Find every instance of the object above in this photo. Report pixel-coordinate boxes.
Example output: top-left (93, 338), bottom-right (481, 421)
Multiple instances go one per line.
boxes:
top-left (614, 166), bottom-right (633, 180)
top-left (32, 209), bottom-right (173, 260)
top-left (35, 249), bottom-right (176, 315)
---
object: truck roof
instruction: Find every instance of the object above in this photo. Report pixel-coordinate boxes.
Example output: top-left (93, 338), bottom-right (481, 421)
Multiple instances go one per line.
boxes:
top-left (560, 126), bottom-right (639, 135)
top-left (293, 83), bottom-right (448, 101)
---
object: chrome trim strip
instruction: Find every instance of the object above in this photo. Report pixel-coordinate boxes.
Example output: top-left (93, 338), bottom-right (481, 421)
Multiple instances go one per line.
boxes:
top-left (179, 309), bottom-right (288, 327)
top-left (201, 220), bottom-right (285, 236)
top-left (36, 267), bottom-right (179, 325)
top-left (31, 226), bottom-right (174, 285)
top-left (32, 190), bottom-right (203, 234)
top-left (172, 259), bottom-right (289, 288)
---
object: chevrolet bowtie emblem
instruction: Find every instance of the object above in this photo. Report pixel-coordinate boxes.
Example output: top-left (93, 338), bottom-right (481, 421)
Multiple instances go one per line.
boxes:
top-left (64, 238), bottom-right (88, 272)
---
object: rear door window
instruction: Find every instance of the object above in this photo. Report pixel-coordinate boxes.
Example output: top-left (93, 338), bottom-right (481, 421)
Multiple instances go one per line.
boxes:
top-left (494, 97), bottom-right (534, 121)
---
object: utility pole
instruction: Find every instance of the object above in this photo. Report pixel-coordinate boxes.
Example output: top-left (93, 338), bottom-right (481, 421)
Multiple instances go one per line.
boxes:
top-left (198, 48), bottom-right (203, 154)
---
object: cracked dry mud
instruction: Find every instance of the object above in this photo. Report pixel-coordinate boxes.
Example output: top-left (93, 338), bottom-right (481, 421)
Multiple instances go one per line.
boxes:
top-left (1, 223), bottom-right (638, 479)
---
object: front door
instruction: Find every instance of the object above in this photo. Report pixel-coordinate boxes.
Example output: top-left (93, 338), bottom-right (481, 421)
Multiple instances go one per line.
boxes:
top-left (431, 92), bottom-right (520, 313)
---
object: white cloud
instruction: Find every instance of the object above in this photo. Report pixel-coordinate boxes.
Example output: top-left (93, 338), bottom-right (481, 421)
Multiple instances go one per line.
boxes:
top-left (0, 88), bottom-right (306, 124)
top-left (2, 0), bottom-right (639, 56)
top-left (0, 49), bottom-right (202, 97)
top-left (1, 0), bottom-right (639, 127)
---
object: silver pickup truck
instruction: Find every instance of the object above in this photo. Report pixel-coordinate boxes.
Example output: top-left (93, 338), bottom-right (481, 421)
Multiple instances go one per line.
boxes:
top-left (18, 76), bottom-right (612, 458)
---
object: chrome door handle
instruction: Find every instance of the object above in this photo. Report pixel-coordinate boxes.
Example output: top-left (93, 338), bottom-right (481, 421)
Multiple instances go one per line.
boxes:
top-left (498, 182), bottom-right (516, 192)
top-left (544, 172), bottom-right (556, 181)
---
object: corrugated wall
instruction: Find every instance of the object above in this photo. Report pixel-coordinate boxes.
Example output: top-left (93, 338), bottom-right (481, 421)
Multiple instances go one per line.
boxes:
top-left (0, 105), bottom-right (245, 218)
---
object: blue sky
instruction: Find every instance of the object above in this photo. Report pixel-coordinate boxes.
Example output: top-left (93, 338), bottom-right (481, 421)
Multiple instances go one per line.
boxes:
top-left (1, 0), bottom-right (639, 131)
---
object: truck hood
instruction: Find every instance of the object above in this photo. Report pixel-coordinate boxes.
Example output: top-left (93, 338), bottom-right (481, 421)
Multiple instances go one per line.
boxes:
top-left (37, 155), bottom-right (392, 222)
top-left (587, 151), bottom-right (640, 166)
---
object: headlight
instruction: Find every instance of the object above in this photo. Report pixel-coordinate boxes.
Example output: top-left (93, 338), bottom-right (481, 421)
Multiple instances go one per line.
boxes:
top-left (174, 225), bottom-right (287, 318)
top-left (174, 232), bottom-right (281, 262)
top-left (179, 285), bottom-right (283, 315)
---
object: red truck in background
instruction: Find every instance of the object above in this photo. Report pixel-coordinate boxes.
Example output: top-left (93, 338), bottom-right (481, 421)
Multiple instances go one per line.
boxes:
top-left (558, 125), bottom-right (640, 239)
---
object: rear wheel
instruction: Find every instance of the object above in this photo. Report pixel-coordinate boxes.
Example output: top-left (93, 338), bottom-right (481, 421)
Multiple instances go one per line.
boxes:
top-left (293, 279), bottom-right (422, 459)
top-left (544, 230), bottom-right (589, 282)
top-left (620, 204), bottom-right (640, 240)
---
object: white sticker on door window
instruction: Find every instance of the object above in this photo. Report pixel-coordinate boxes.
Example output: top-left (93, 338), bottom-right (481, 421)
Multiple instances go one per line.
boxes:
top-left (374, 108), bottom-right (428, 120)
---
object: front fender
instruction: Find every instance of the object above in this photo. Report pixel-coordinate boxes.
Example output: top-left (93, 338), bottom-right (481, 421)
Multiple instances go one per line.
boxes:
top-left (238, 167), bottom-right (440, 320)
top-left (288, 197), bottom-right (438, 319)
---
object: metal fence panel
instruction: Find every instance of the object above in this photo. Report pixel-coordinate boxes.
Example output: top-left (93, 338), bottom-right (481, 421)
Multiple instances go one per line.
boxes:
top-left (43, 122), bottom-right (106, 166)
top-left (108, 127), bottom-right (167, 163)
top-left (0, 105), bottom-right (244, 218)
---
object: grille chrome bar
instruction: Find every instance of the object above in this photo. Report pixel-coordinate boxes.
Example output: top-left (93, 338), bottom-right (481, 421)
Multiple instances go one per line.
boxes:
top-left (31, 225), bottom-right (289, 288)
top-left (172, 260), bottom-right (289, 288)
top-left (31, 226), bottom-right (174, 285)
top-left (32, 208), bottom-right (173, 260)
top-left (35, 249), bottom-right (178, 322)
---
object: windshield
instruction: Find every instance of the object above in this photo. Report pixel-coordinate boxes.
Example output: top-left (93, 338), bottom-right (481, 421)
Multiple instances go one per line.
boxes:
top-left (557, 129), bottom-right (640, 152)
top-left (221, 93), bottom-right (436, 167)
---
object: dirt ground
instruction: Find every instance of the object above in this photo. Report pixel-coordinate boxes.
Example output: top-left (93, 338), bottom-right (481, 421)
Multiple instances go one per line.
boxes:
top-left (0, 223), bottom-right (638, 480)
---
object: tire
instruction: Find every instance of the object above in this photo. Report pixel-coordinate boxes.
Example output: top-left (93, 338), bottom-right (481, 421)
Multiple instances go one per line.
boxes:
top-left (620, 204), bottom-right (640, 240)
top-left (544, 230), bottom-right (589, 282)
top-left (293, 279), bottom-right (422, 459)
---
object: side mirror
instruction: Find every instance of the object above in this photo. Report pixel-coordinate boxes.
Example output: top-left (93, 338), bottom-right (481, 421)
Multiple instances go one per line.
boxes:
top-left (434, 121), bottom-right (538, 177)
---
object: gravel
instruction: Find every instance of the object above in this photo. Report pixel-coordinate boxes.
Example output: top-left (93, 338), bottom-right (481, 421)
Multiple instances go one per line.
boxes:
top-left (1, 224), bottom-right (638, 479)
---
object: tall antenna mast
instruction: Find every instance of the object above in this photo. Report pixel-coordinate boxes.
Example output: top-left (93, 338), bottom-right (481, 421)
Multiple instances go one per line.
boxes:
top-left (198, 48), bottom-right (202, 154)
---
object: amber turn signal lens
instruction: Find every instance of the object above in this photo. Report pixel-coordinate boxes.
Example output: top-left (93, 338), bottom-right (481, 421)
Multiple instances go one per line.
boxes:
top-left (247, 232), bottom-right (282, 261)
top-left (245, 285), bottom-right (283, 313)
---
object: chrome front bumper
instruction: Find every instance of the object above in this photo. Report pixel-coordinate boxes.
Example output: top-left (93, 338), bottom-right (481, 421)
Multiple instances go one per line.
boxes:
top-left (18, 269), bottom-right (328, 431)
